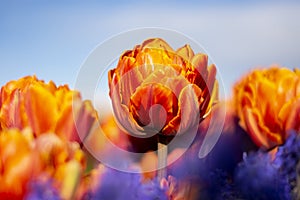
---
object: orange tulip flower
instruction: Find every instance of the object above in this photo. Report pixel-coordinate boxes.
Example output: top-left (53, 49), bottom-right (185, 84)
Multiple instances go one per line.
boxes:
top-left (100, 114), bottom-right (131, 150)
top-left (0, 128), bottom-right (86, 199)
top-left (34, 133), bottom-right (86, 199)
top-left (108, 38), bottom-right (218, 139)
top-left (234, 67), bottom-right (300, 148)
top-left (0, 128), bottom-right (41, 199)
top-left (0, 75), bottom-right (98, 143)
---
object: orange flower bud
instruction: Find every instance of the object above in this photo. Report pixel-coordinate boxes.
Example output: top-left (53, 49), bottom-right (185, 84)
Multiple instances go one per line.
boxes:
top-left (234, 66), bottom-right (300, 148)
top-left (0, 75), bottom-right (98, 143)
top-left (108, 38), bottom-right (218, 138)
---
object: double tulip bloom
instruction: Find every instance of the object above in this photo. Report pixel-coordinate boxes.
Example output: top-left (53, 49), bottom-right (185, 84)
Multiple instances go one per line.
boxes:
top-left (0, 75), bottom-right (97, 143)
top-left (0, 75), bottom-right (97, 199)
top-left (234, 67), bottom-right (300, 149)
top-left (109, 38), bottom-right (218, 139)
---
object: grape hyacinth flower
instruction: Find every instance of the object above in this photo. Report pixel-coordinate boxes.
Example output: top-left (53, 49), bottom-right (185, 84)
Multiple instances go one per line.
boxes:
top-left (207, 169), bottom-right (242, 200)
top-left (25, 177), bottom-right (60, 200)
top-left (274, 131), bottom-right (300, 199)
top-left (84, 166), bottom-right (167, 200)
top-left (234, 151), bottom-right (291, 200)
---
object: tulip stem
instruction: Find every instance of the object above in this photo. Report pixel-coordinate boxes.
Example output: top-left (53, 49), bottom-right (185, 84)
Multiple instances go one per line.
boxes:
top-left (157, 141), bottom-right (167, 180)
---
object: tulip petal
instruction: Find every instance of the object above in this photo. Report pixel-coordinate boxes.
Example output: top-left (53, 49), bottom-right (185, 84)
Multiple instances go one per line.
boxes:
top-left (136, 50), bottom-right (174, 72)
top-left (203, 80), bottom-right (218, 118)
top-left (59, 160), bottom-right (82, 200)
top-left (142, 66), bottom-right (189, 97)
top-left (129, 83), bottom-right (178, 135)
top-left (55, 94), bottom-right (78, 141)
top-left (74, 100), bottom-right (98, 142)
top-left (177, 84), bottom-right (201, 134)
top-left (199, 64), bottom-right (216, 116)
top-left (141, 38), bottom-right (173, 52)
top-left (176, 44), bottom-right (195, 61)
top-left (192, 53), bottom-right (208, 78)
top-left (117, 56), bottom-right (136, 77)
top-left (243, 107), bottom-right (281, 148)
top-left (136, 60), bottom-right (156, 80)
top-left (56, 97), bottom-right (97, 142)
top-left (0, 89), bottom-right (25, 130)
top-left (277, 71), bottom-right (299, 105)
top-left (110, 81), bottom-right (145, 136)
top-left (256, 79), bottom-right (283, 134)
top-left (286, 99), bottom-right (300, 132)
top-left (25, 84), bottom-right (58, 136)
top-left (280, 98), bottom-right (300, 132)
top-left (163, 84), bottom-right (201, 135)
top-left (207, 64), bottom-right (217, 95)
top-left (118, 62), bottom-right (143, 105)
top-left (108, 69), bottom-right (118, 95)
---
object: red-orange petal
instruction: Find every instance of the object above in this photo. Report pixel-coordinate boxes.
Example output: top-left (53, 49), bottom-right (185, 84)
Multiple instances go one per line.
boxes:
top-left (129, 83), bottom-right (178, 134)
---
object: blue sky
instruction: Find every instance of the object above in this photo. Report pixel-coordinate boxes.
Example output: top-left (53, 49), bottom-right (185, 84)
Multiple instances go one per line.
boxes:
top-left (1, 1), bottom-right (300, 103)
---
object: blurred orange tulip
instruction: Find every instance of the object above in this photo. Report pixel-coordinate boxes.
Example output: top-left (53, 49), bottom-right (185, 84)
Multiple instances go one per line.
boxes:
top-left (100, 114), bottom-right (131, 150)
top-left (0, 128), bottom-right (86, 199)
top-left (109, 38), bottom-right (218, 139)
top-left (34, 133), bottom-right (86, 199)
top-left (0, 75), bottom-right (98, 143)
top-left (0, 128), bottom-right (40, 199)
top-left (234, 67), bottom-right (300, 148)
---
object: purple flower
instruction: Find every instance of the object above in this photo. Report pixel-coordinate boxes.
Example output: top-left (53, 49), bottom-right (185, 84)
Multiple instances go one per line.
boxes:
top-left (168, 106), bottom-right (256, 181)
top-left (234, 151), bottom-right (290, 200)
top-left (25, 178), bottom-right (60, 200)
top-left (87, 167), bottom-right (167, 200)
top-left (192, 169), bottom-right (242, 200)
top-left (274, 131), bottom-right (300, 199)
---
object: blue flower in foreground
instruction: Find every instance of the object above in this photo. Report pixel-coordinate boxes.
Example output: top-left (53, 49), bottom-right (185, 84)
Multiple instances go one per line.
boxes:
top-left (88, 168), bottom-right (167, 200)
top-left (274, 131), bottom-right (300, 199)
top-left (206, 169), bottom-right (243, 200)
top-left (168, 105), bottom-right (257, 183)
top-left (234, 151), bottom-right (291, 200)
top-left (25, 178), bottom-right (60, 200)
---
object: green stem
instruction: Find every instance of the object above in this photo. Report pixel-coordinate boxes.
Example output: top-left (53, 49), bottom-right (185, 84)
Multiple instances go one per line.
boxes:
top-left (157, 136), bottom-right (168, 180)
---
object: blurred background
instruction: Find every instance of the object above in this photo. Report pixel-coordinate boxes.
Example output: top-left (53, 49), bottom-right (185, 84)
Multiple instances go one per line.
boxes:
top-left (1, 0), bottom-right (299, 100)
